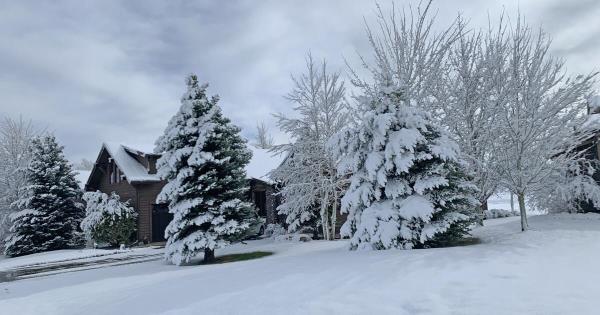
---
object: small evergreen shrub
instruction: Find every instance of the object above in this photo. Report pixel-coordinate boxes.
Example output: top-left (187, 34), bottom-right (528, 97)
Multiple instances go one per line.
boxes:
top-left (82, 191), bottom-right (137, 247)
top-left (264, 224), bottom-right (286, 238)
top-left (484, 209), bottom-right (519, 219)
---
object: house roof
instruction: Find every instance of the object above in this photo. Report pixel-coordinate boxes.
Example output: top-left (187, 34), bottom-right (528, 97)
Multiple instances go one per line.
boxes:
top-left (245, 147), bottom-right (285, 182)
top-left (82, 143), bottom-right (284, 189)
top-left (102, 142), bottom-right (162, 183)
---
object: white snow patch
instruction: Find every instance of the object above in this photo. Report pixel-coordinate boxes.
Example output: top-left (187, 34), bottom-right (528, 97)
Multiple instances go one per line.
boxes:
top-left (5, 215), bottom-right (600, 314)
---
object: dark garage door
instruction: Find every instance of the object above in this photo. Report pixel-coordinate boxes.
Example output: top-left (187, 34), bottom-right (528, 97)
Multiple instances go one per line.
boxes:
top-left (152, 204), bottom-right (173, 242)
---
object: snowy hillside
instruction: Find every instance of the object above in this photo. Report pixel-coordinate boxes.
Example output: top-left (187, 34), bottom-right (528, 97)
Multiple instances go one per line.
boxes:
top-left (2, 214), bottom-right (600, 314)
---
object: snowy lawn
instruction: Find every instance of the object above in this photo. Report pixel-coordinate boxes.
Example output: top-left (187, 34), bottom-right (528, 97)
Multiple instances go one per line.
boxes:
top-left (1, 214), bottom-right (600, 314)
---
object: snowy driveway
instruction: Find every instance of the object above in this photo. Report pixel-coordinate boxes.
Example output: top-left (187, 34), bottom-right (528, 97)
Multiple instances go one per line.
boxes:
top-left (1, 215), bottom-right (600, 314)
top-left (0, 247), bottom-right (163, 282)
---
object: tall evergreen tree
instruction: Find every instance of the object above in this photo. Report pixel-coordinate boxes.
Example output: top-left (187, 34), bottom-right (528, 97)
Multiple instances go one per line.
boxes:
top-left (4, 135), bottom-right (85, 257)
top-left (331, 85), bottom-right (479, 250)
top-left (155, 74), bottom-right (255, 265)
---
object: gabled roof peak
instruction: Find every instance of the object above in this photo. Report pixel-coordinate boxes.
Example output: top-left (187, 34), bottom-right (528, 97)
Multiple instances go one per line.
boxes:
top-left (101, 142), bottom-right (161, 183)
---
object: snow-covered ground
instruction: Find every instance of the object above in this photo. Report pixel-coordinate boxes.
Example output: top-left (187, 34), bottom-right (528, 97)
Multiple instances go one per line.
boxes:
top-left (0, 247), bottom-right (161, 272)
top-left (1, 214), bottom-right (600, 314)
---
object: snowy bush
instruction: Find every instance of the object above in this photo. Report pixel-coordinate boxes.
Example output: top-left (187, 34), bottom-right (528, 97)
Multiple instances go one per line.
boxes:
top-left (263, 224), bottom-right (286, 238)
top-left (274, 233), bottom-right (312, 242)
top-left (530, 158), bottom-right (600, 214)
top-left (484, 209), bottom-right (519, 219)
top-left (81, 191), bottom-right (137, 247)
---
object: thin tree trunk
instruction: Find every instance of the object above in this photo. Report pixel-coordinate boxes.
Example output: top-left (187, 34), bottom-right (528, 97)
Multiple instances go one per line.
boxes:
top-left (320, 190), bottom-right (331, 240)
top-left (204, 248), bottom-right (215, 263)
top-left (510, 193), bottom-right (515, 212)
top-left (478, 197), bottom-right (488, 225)
top-left (331, 192), bottom-right (338, 240)
top-left (518, 193), bottom-right (527, 232)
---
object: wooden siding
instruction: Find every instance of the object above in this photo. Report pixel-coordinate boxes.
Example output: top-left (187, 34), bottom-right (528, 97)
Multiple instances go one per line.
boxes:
top-left (87, 149), bottom-right (164, 243)
top-left (249, 179), bottom-right (281, 225)
top-left (133, 181), bottom-right (166, 242)
top-left (88, 146), bottom-right (290, 242)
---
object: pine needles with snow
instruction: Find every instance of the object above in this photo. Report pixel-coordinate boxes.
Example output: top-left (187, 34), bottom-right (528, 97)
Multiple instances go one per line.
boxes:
top-left (155, 74), bottom-right (257, 265)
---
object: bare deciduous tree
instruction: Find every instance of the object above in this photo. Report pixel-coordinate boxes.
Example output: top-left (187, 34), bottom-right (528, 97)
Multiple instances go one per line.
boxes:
top-left (253, 122), bottom-right (274, 149)
top-left (0, 116), bottom-right (39, 244)
top-left (492, 17), bottom-right (597, 231)
top-left (271, 53), bottom-right (350, 240)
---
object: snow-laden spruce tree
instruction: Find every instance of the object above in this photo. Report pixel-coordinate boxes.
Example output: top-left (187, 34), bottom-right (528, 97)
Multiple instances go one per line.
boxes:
top-left (491, 17), bottom-right (597, 231)
top-left (155, 74), bottom-right (256, 265)
top-left (81, 191), bottom-right (137, 247)
top-left (271, 53), bottom-right (350, 240)
top-left (4, 135), bottom-right (85, 257)
top-left (331, 84), bottom-right (479, 250)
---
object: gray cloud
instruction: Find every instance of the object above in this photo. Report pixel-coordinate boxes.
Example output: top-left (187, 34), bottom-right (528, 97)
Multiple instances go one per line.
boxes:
top-left (0, 0), bottom-right (598, 162)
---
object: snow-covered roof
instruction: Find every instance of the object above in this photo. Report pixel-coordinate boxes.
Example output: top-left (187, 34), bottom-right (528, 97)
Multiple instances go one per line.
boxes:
top-left (92, 143), bottom-right (282, 186)
top-left (102, 142), bottom-right (161, 183)
top-left (74, 170), bottom-right (91, 189)
top-left (245, 147), bottom-right (285, 182)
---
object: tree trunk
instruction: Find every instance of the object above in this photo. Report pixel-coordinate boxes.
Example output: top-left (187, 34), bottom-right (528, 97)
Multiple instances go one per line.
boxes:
top-left (204, 248), bottom-right (215, 263)
top-left (481, 199), bottom-right (488, 211)
top-left (477, 197), bottom-right (488, 225)
top-left (320, 207), bottom-right (329, 241)
top-left (330, 193), bottom-right (338, 240)
top-left (320, 190), bottom-right (331, 240)
top-left (510, 193), bottom-right (515, 212)
top-left (518, 193), bottom-right (527, 232)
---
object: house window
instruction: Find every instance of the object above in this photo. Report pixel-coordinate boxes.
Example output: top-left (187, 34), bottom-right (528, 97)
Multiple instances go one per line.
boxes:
top-left (110, 162), bottom-right (120, 184)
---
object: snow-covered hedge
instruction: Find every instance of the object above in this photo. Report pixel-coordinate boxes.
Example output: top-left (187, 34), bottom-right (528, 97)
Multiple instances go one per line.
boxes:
top-left (81, 191), bottom-right (137, 247)
top-left (263, 224), bottom-right (286, 238)
top-left (484, 209), bottom-right (519, 219)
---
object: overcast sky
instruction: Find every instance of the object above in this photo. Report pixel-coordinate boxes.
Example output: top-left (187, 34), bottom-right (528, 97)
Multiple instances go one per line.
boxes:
top-left (1, 0), bottom-right (599, 163)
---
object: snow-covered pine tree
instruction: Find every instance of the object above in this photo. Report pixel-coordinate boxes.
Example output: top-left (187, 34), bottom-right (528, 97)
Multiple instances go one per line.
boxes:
top-left (4, 135), bottom-right (85, 257)
top-left (331, 85), bottom-right (479, 250)
top-left (155, 74), bottom-right (256, 265)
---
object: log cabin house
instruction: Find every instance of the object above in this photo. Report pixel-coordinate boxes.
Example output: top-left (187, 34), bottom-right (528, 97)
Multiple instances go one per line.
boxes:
top-left (83, 142), bottom-right (283, 243)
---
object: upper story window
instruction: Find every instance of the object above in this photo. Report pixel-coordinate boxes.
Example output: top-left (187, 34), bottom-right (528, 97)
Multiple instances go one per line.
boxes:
top-left (109, 161), bottom-right (122, 184)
